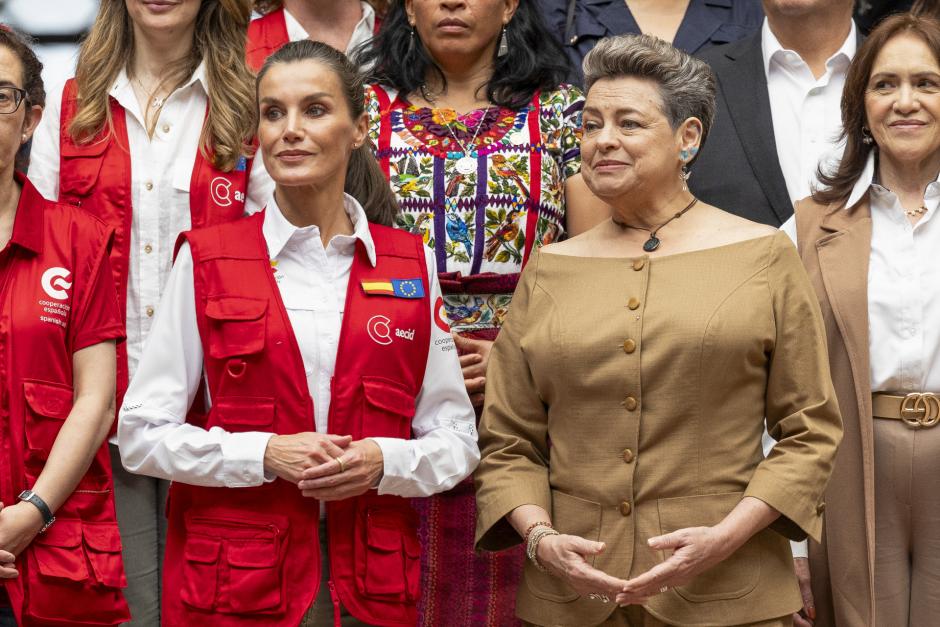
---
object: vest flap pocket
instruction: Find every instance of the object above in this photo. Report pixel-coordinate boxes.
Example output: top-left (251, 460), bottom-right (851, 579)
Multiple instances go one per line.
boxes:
top-left (32, 518), bottom-right (88, 581)
top-left (184, 536), bottom-right (222, 564)
top-left (657, 492), bottom-right (760, 602)
top-left (227, 538), bottom-right (278, 568)
top-left (181, 536), bottom-right (222, 611)
top-left (24, 380), bottom-right (73, 420)
top-left (206, 297), bottom-right (268, 359)
top-left (82, 521), bottom-right (126, 588)
top-left (360, 508), bottom-right (418, 599)
top-left (214, 397), bottom-right (275, 429)
top-left (362, 377), bottom-right (416, 418)
top-left (60, 138), bottom-right (109, 198)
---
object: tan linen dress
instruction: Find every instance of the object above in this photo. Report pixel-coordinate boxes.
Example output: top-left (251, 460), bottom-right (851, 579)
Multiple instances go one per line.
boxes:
top-left (474, 233), bottom-right (844, 627)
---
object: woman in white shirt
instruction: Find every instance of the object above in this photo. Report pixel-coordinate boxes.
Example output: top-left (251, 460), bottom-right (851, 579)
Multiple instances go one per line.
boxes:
top-left (26, 1), bottom-right (272, 623)
top-left (783, 13), bottom-right (940, 627)
top-left (118, 40), bottom-right (478, 627)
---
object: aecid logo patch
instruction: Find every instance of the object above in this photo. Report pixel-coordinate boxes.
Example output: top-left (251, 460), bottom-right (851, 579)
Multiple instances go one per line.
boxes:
top-left (367, 315), bottom-right (415, 345)
top-left (210, 177), bottom-right (245, 208)
top-left (41, 267), bottom-right (72, 300)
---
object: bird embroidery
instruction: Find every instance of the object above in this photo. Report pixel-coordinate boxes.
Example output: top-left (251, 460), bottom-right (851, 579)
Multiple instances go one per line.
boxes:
top-left (491, 154), bottom-right (529, 197)
top-left (445, 213), bottom-right (474, 261)
top-left (484, 206), bottom-right (523, 261)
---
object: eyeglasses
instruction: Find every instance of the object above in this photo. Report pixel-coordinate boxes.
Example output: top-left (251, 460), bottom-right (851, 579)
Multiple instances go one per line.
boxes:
top-left (0, 86), bottom-right (27, 115)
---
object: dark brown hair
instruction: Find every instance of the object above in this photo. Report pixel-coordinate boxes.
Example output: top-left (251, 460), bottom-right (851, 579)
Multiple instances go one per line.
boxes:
top-left (814, 12), bottom-right (940, 205)
top-left (913, 0), bottom-right (940, 20)
top-left (0, 26), bottom-right (45, 173)
top-left (256, 39), bottom-right (398, 225)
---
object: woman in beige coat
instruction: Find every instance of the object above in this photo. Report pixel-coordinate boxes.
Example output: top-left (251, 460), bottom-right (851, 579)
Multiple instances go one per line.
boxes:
top-left (474, 34), bottom-right (843, 627)
top-left (785, 13), bottom-right (940, 627)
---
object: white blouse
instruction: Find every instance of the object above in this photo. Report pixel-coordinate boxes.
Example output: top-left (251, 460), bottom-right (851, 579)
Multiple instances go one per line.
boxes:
top-left (27, 62), bottom-right (275, 384)
top-left (282, 1), bottom-right (376, 57)
top-left (117, 194), bottom-right (479, 497)
top-left (781, 153), bottom-right (940, 394)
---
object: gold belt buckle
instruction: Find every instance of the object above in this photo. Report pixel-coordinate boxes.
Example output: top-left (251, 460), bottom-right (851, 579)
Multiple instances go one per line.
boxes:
top-left (900, 393), bottom-right (940, 429)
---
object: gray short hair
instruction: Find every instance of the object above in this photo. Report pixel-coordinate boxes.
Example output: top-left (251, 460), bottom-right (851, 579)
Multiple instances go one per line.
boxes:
top-left (582, 34), bottom-right (717, 151)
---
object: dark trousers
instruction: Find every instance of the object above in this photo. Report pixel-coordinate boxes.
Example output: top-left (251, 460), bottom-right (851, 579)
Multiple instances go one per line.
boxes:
top-left (0, 606), bottom-right (16, 627)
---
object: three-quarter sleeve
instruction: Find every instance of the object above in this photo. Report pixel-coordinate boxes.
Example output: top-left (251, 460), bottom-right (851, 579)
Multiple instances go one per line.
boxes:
top-left (474, 255), bottom-right (552, 551)
top-left (543, 86), bottom-right (584, 181)
top-left (743, 234), bottom-right (843, 542)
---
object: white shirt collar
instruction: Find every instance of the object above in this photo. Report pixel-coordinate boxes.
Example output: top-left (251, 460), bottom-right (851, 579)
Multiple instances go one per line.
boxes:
top-left (262, 192), bottom-right (377, 266)
top-left (846, 152), bottom-right (940, 215)
top-left (761, 18), bottom-right (857, 78)
top-left (283, 1), bottom-right (375, 55)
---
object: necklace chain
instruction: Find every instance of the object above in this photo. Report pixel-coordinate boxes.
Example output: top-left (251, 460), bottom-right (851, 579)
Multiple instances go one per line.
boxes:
top-left (612, 197), bottom-right (700, 252)
top-left (420, 83), bottom-right (491, 157)
top-left (132, 75), bottom-right (167, 110)
top-left (905, 205), bottom-right (928, 217)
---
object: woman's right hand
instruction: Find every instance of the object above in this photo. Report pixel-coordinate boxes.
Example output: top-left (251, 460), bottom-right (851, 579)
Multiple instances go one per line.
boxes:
top-left (262, 432), bottom-right (352, 483)
top-left (793, 557), bottom-right (815, 626)
top-left (0, 549), bottom-right (16, 579)
top-left (536, 533), bottom-right (631, 602)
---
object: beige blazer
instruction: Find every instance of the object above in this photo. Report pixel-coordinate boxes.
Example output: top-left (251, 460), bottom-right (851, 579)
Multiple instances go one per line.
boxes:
top-left (475, 235), bottom-right (843, 627)
top-left (793, 196), bottom-right (877, 627)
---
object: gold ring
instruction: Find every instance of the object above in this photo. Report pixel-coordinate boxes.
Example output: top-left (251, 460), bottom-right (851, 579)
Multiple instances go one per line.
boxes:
top-left (336, 457), bottom-right (346, 473)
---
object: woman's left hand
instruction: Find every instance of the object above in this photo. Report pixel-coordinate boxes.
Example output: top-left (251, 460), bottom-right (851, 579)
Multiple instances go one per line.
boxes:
top-left (297, 439), bottom-right (384, 501)
top-left (0, 501), bottom-right (44, 558)
top-left (615, 525), bottom-right (734, 605)
top-left (0, 549), bottom-right (16, 579)
top-left (453, 334), bottom-right (492, 407)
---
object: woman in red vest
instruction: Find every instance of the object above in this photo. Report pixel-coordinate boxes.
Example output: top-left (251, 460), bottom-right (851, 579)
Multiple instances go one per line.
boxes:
top-left (247, 0), bottom-right (386, 70)
top-left (0, 26), bottom-right (129, 627)
top-left (118, 40), bottom-right (479, 627)
top-left (26, 1), bottom-right (273, 623)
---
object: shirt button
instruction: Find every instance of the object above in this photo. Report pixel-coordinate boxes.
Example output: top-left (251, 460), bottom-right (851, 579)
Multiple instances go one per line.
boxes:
top-left (145, 181), bottom-right (154, 191)
top-left (619, 501), bottom-right (632, 516)
top-left (633, 258), bottom-right (646, 271)
top-left (569, 34), bottom-right (579, 44)
top-left (622, 339), bottom-right (636, 354)
top-left (622, 448), bottom-right (635, 463)
top-left (162, 123), bottom-right (171, 133)
top-left (627, 297), bottom-right (640, 310)
top-left (816, 502), bottom-right (826, 514)
top-left (146, 306), bottom-right (154, 317)
top-left (622, 396), bottom-right (638, 411)
top-left (144, 243), bottom-right (153, 254)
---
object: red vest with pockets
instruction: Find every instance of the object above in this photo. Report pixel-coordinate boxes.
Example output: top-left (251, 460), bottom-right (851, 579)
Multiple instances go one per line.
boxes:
top-left (56, 79), bottom-right (252, 429)
top-left (162, 211), bottom-right (429, 626)
top-left (1, 175), bottom-right (129, 626)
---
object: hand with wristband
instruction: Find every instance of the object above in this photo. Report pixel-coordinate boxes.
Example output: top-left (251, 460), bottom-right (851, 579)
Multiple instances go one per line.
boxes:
top-left (509, 504), bottom-right (631, 603)
top-left (0, 498), bottom-right (45, 569)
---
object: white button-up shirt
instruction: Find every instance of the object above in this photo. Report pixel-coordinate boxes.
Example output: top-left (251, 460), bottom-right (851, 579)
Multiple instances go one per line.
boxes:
top-left (762, 19), bottom-right (856, 203)
top-left (117, 194), bottom-right (479, 497)
top-left (27, 62), bottom-right (275, 385)
top-left (283, 1), bottom-right (375, 57)
top-left (782, 154), bottom-right (940, 394)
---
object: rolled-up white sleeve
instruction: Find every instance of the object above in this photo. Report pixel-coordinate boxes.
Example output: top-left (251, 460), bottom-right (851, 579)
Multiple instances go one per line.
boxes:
top-left (370, 250), bottom-right (480, 497)
top-left (117, 243), bottom-right (275, 488)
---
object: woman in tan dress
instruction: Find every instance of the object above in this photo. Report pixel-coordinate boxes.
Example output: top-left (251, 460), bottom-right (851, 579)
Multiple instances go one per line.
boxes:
top-left (474, 34), bottom-right (843, 627)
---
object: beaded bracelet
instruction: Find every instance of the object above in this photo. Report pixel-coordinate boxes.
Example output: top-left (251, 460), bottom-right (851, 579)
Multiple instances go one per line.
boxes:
top-left (523, 520), bottom-right (553, 542)
top-left (525, 527), bottom-right (559, 572)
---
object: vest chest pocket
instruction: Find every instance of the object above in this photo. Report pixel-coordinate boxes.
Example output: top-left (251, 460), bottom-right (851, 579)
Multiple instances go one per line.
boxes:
top-left (23, 380), bottom-right (73, 475)
top-left (355, 506), bottom-right (421, 602)
top-left (205, 297), bottom-right (268, 359)
top-left (59, 138), bottom-right (109, 202)
top-left (360, 377), bottom-right (416, 439)
top-left (25, 519), bottom-right (127, 624)
top-left (180, 516), bottom-right (287, 616)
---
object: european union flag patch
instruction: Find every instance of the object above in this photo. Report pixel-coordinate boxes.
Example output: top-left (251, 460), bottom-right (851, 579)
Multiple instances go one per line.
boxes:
top-left (235, 156), bottom-right (248, 172)
top-left (361, 278), bottom-right (425, 299)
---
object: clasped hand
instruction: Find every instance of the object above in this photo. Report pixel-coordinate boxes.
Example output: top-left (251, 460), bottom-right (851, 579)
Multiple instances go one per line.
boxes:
top-left (537, 525), bottom-right (735, 606)
top-left (0, 500), bottom-right (45, 579)
top-left (263, 432), bottom-right (384, 501)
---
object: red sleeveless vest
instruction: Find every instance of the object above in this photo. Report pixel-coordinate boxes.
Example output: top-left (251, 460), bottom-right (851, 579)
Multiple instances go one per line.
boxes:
top-left (246, 8), bottom-right (383, 71)
top-left (57, 79), bottom-right (252, 428)
top-left (162, 211), bottom-right (429, 626)
top-left (1, 175), bottom-right (129, 626)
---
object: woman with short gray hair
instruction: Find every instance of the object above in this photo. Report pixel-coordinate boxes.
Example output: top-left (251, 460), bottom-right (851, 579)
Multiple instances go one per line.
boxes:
top-left (474, 34), bottom-right (842, 626)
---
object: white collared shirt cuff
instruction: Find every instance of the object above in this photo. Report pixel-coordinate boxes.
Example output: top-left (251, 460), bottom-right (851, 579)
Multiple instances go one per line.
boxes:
top-left (791, 540), bottom-right (808, 559)
top-left (370, 436), bottom-right (411, 493)
top-left (221, 431), bottom-right (277, 487)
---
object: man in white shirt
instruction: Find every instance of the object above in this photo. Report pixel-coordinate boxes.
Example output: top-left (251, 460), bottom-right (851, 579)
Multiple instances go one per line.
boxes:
top-left (689, 0), bottom-right (857, 226)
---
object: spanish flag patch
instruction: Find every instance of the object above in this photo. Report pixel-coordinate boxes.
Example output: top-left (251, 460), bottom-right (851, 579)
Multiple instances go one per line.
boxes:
top-left (360, 278), bottom-right (425, 299)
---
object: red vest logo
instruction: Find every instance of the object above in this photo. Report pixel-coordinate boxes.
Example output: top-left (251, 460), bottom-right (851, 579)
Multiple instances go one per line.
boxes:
top-left (366, 314), bottom-right (393, 345)
top-left (41, 267), bottom-right (72, 300)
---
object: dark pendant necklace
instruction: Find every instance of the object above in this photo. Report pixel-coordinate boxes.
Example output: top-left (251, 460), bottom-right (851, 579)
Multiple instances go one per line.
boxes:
top-left (612, 197), bottom-right (699, 252)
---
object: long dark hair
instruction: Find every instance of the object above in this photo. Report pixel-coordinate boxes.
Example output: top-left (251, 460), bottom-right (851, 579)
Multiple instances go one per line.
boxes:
top-left (357, 0), bottom-right (571, 110)
top-left (0, 26), bottom-right (44, 173)
top-left (814, 13), bottom-right (940, 205)
top-left (257, 40), bottom-right (398, 226)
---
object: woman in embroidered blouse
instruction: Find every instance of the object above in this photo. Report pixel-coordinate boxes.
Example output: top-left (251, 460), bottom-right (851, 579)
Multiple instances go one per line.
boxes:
top-left (357, 1), bottom-right (608, 624)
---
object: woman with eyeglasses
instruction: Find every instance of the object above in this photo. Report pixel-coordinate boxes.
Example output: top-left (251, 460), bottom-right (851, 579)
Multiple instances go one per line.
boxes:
top-left (0, 26), bottom-right (129, 627)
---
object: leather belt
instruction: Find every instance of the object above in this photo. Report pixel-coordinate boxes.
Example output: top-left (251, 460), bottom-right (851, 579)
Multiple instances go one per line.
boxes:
top-left (872, 393), bottom-right (940, 428)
